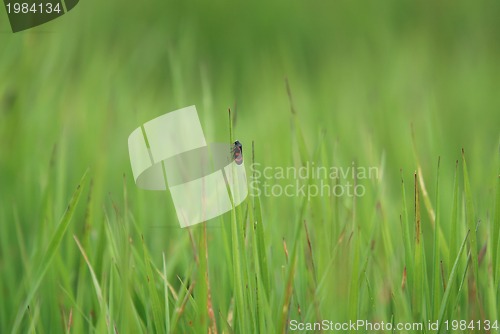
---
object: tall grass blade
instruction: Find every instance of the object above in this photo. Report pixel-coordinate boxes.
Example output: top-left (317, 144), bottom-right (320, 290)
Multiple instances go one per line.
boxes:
top-left (431, 157), bottom-right (441, 319)
top-left (411, 126), bottom-right (449, 259)
top-left (437, 230), bottom-right (470, 334)
top-left (11, 169), bottom-right (89, 333)
top-left (447, 160), bottom-right (459, 318)
top-left (493, 174), bottom-right (500, 286)
top-left (413, 172), bottom-right (423, 320)
top-left (141, 235), bottom-right (164, 333)
top-left (162, 253), bottom-right (171, 333)
top-left (73, 236), bottom-right (106, 313)
top-left (462, 149), bottom-right (479, 283)
top-left (401, 170), bottom-right (414, 293)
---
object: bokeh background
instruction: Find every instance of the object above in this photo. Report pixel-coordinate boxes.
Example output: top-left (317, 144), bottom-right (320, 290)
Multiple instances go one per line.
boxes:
top-left (1, 0), bottom-right (499, 332)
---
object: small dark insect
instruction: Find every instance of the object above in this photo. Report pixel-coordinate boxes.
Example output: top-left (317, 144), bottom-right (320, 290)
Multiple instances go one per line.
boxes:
top-left (232, 140), bottom-right (243, 165)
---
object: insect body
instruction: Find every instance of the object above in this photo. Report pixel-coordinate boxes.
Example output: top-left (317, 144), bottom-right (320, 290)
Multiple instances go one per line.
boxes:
top-left (232, 140), bottom-right (243, 165)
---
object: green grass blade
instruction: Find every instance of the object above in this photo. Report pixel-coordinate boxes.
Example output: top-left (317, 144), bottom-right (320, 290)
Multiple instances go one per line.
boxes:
top-left (401, 170), bottom-right (414, 293)
top-left (447, 160), bottom-right (459, 318)
top-left (437, 230), bottom-right (470, 334)
top-left (11, 169), bottom-right (89, 333)
top-left (348, 228), bottom-right (360, 326)
top-left (162, 253), bottom-right (171, 333)
top-left (196, 227), bottom-right (208, 333)
top-left (73, 236), bottom-right (105, 310)
top-left (141, 235), bottom-right (164, 333)
top-left (230, 204), bottom-right (247, 332)
top-left (462, 149), bottom-right (479, 283)
top-left (59, 285), bottom-right (96, 331)
top-left (170, 267), bottom-right (194, 332)
top-left (286, 78), bottom-right (310, 165)
top-left (251, 141), bottom-right (270, 296)
top-left (413, 172), bottom-right (423, 320)
top-left (411, 127), bottom-right (449, 260)
top-left (431, 157), bottom-right (441, 319)
top-left (493, 174), bottom-right (500, 286)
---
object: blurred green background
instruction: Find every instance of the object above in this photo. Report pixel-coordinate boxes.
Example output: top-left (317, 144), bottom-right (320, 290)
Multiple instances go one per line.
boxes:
top-left (1, 0), bottom-right (499, 332)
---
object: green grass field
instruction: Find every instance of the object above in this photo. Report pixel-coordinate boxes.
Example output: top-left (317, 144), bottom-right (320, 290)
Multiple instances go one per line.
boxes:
top-left (1, 1), bottom-right (499, 333)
